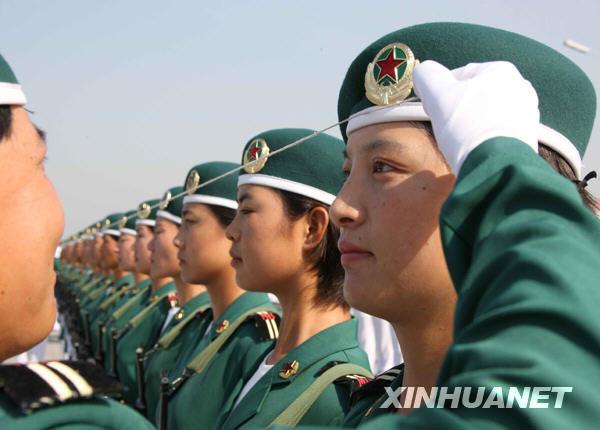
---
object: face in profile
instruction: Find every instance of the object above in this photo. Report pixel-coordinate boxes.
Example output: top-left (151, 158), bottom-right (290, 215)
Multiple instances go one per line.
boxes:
top-left (118, 233), bottom-right (137, 272)
top-left (330, 122), bottom-right (456, 323)
top-left (134, 225), bottom-right (154, 275)
top-left (174, 203), bottom-right (231, 285)
top-left (0, 106), bottom-right (64, 359)
top-left (226, 185), bottom-right (306, 294)
top-left (101, 235), bottom-right (119, 271)
top-left (148, 217), bottom-right (181, 279)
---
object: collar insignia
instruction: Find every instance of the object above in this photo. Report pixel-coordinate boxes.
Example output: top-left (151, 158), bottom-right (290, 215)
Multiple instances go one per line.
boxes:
top-left (279, 360), bottom-right (299, 379)
top-left (216, 320), bottom-right (229, 333)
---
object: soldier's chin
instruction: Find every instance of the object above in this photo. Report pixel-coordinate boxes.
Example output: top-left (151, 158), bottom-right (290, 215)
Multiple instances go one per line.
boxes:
top-left (235, 271), bottom-right (263, 293)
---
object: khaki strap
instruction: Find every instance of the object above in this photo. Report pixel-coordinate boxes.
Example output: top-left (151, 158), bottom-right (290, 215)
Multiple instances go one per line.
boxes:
top-left (111, 284), bottom-right (149, 320)
top-left (186, 306), bottom-right (278, 375)
top-left (87, 280), bottom-right (112, 301)
top-left (269, 363), bottom-right (373, 427)
top-left (158, 305), bottom-right (210, 349)
top-left (128, 290), bottom-right (174, 328)
top-left (98, 283), bottom-right (134, 311)
top-left (80, 276), bottom-right (103, 293)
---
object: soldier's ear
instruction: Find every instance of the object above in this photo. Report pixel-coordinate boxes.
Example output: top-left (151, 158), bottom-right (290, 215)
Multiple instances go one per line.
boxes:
top-left (302, 206), bottom-right (329, 252)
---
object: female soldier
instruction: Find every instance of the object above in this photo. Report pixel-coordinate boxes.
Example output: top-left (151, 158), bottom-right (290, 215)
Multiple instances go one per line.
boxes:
top-left (140, 185), bottom-right (210, 419)
top-left (0, 52), bottom-right (154, 429)
top-left (115, 199), bottom-right (178, 404)
top-left (296, 22), bottom-right (600, 428)
top-left (213, 128), bottom-right (372, 429)
top-left (162, 161), bottom-right (279, 429)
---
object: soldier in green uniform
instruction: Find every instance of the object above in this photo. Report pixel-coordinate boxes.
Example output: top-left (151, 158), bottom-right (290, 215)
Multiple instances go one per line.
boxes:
top-left (138, 185), bottom-right (210, 419)
top-left (0, 52), bottom-right (154, 429)
top-left (114, 199), bottom-right (177, 403)
top-left (162, 161), bottom-right (279, 429)
top-left (101, 201), bottom-right (158, 373)
top-left (87, 213), bottom-right (135, 359)
top-left (291, 22), bottom-right (600, 429)
top-left (209, 128), bottom-right (372, 429)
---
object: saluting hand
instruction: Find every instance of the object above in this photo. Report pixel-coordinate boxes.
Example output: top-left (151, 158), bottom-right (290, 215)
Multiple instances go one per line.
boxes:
top-left (413, 60), bottom-right (540, 174)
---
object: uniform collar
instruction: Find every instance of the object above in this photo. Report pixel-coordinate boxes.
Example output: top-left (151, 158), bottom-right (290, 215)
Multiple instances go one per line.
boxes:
top-left (180, 291), bottom-right (211, 314)
top-left (149, 281), bottom-right (175, 302)
top-left (270, 317), bottom-right (359, 385)
top-left (114, 273), bottom-right (134, 289)
top-left (208, 292), bottom-right (272, 341)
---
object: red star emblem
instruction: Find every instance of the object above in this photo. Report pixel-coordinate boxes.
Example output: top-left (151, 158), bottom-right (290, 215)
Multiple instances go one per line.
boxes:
top-left (249, 143), bottom-right (260, 160)
top-left (375, 49), bottom-right (405, 83)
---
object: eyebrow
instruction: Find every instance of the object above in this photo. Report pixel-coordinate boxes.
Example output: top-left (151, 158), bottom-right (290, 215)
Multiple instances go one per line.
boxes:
top-left (237, 191), bottom-right (251, 204)
top-left (344, 139), bottom-right (402, 159)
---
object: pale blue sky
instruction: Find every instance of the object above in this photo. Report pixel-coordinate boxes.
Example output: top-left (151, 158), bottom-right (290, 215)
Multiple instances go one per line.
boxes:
top-left (1, 0), bottom-right (599, 237)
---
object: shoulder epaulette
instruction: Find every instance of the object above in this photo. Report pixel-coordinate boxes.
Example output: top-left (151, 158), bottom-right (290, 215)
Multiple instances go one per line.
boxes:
top-left (313, 360), bottom-right (373, 400)
top-left (245, 311), bottom-right (281, 341)
top-left (0, 360), bottom-right (123, 413)
top-left (345, 363), bottom-right (404, 406)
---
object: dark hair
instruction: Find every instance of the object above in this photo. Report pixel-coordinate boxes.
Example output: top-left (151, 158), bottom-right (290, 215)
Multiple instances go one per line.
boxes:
top-left (275, 189), bottom-right (348, 310)
top-left (208, 205), bottom-right (237, 228)
top-left (0, 105), bottom-right (12, 141)
top-left (538, 143), bottom-right (599, 212)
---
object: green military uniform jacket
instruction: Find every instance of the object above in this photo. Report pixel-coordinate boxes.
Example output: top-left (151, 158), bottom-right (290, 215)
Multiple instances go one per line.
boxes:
top-left (217, 317), bottom-right (371, 429)
top-left (88, 274), bottom-right (134, 357)
top-left (165, 292), bottom-right (277, 429)
top-left (142, 291), bottom-right (211, 420)
top-left (291, 138), bottom-right (600, 429)
top-left (0, 361), bottom-right (154, 430)
top-left (102, 278), bottom-right (152, 372)
top-left (115, 281), bottom-right (176, 403)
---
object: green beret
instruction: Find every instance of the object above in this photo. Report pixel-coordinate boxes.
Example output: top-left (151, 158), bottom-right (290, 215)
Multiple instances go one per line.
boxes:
top-left (118, 210), bottom-right (138, 236)
top-left (182, 161), bottom-right (239, 209)
top-left (238, 128), bottom-right (345, 205)
top-left (0, 52), bottom-right (26, 105)
top-left (338, 22), bottom-right (596, 178)
top-left (157, 186), bottom-right (184, 224)
top-left (100, 213), bottom-right (124, 237)
top-left (136, 199), bottom-right (160, 227)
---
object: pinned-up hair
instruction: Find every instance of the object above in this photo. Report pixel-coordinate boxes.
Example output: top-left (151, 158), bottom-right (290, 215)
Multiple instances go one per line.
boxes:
top-left (275, 189), bottom-right (348, 311)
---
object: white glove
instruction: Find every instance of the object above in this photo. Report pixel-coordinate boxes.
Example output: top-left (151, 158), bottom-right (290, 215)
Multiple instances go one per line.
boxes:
top-left (412, 60), bottom-right (540, 174)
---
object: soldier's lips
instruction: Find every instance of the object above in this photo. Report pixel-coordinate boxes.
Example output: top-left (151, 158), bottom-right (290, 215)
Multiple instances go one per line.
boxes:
top-left (338, 240), bottom-right (373, 265)
top-left (229, 250), bottom-right (242, 267)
